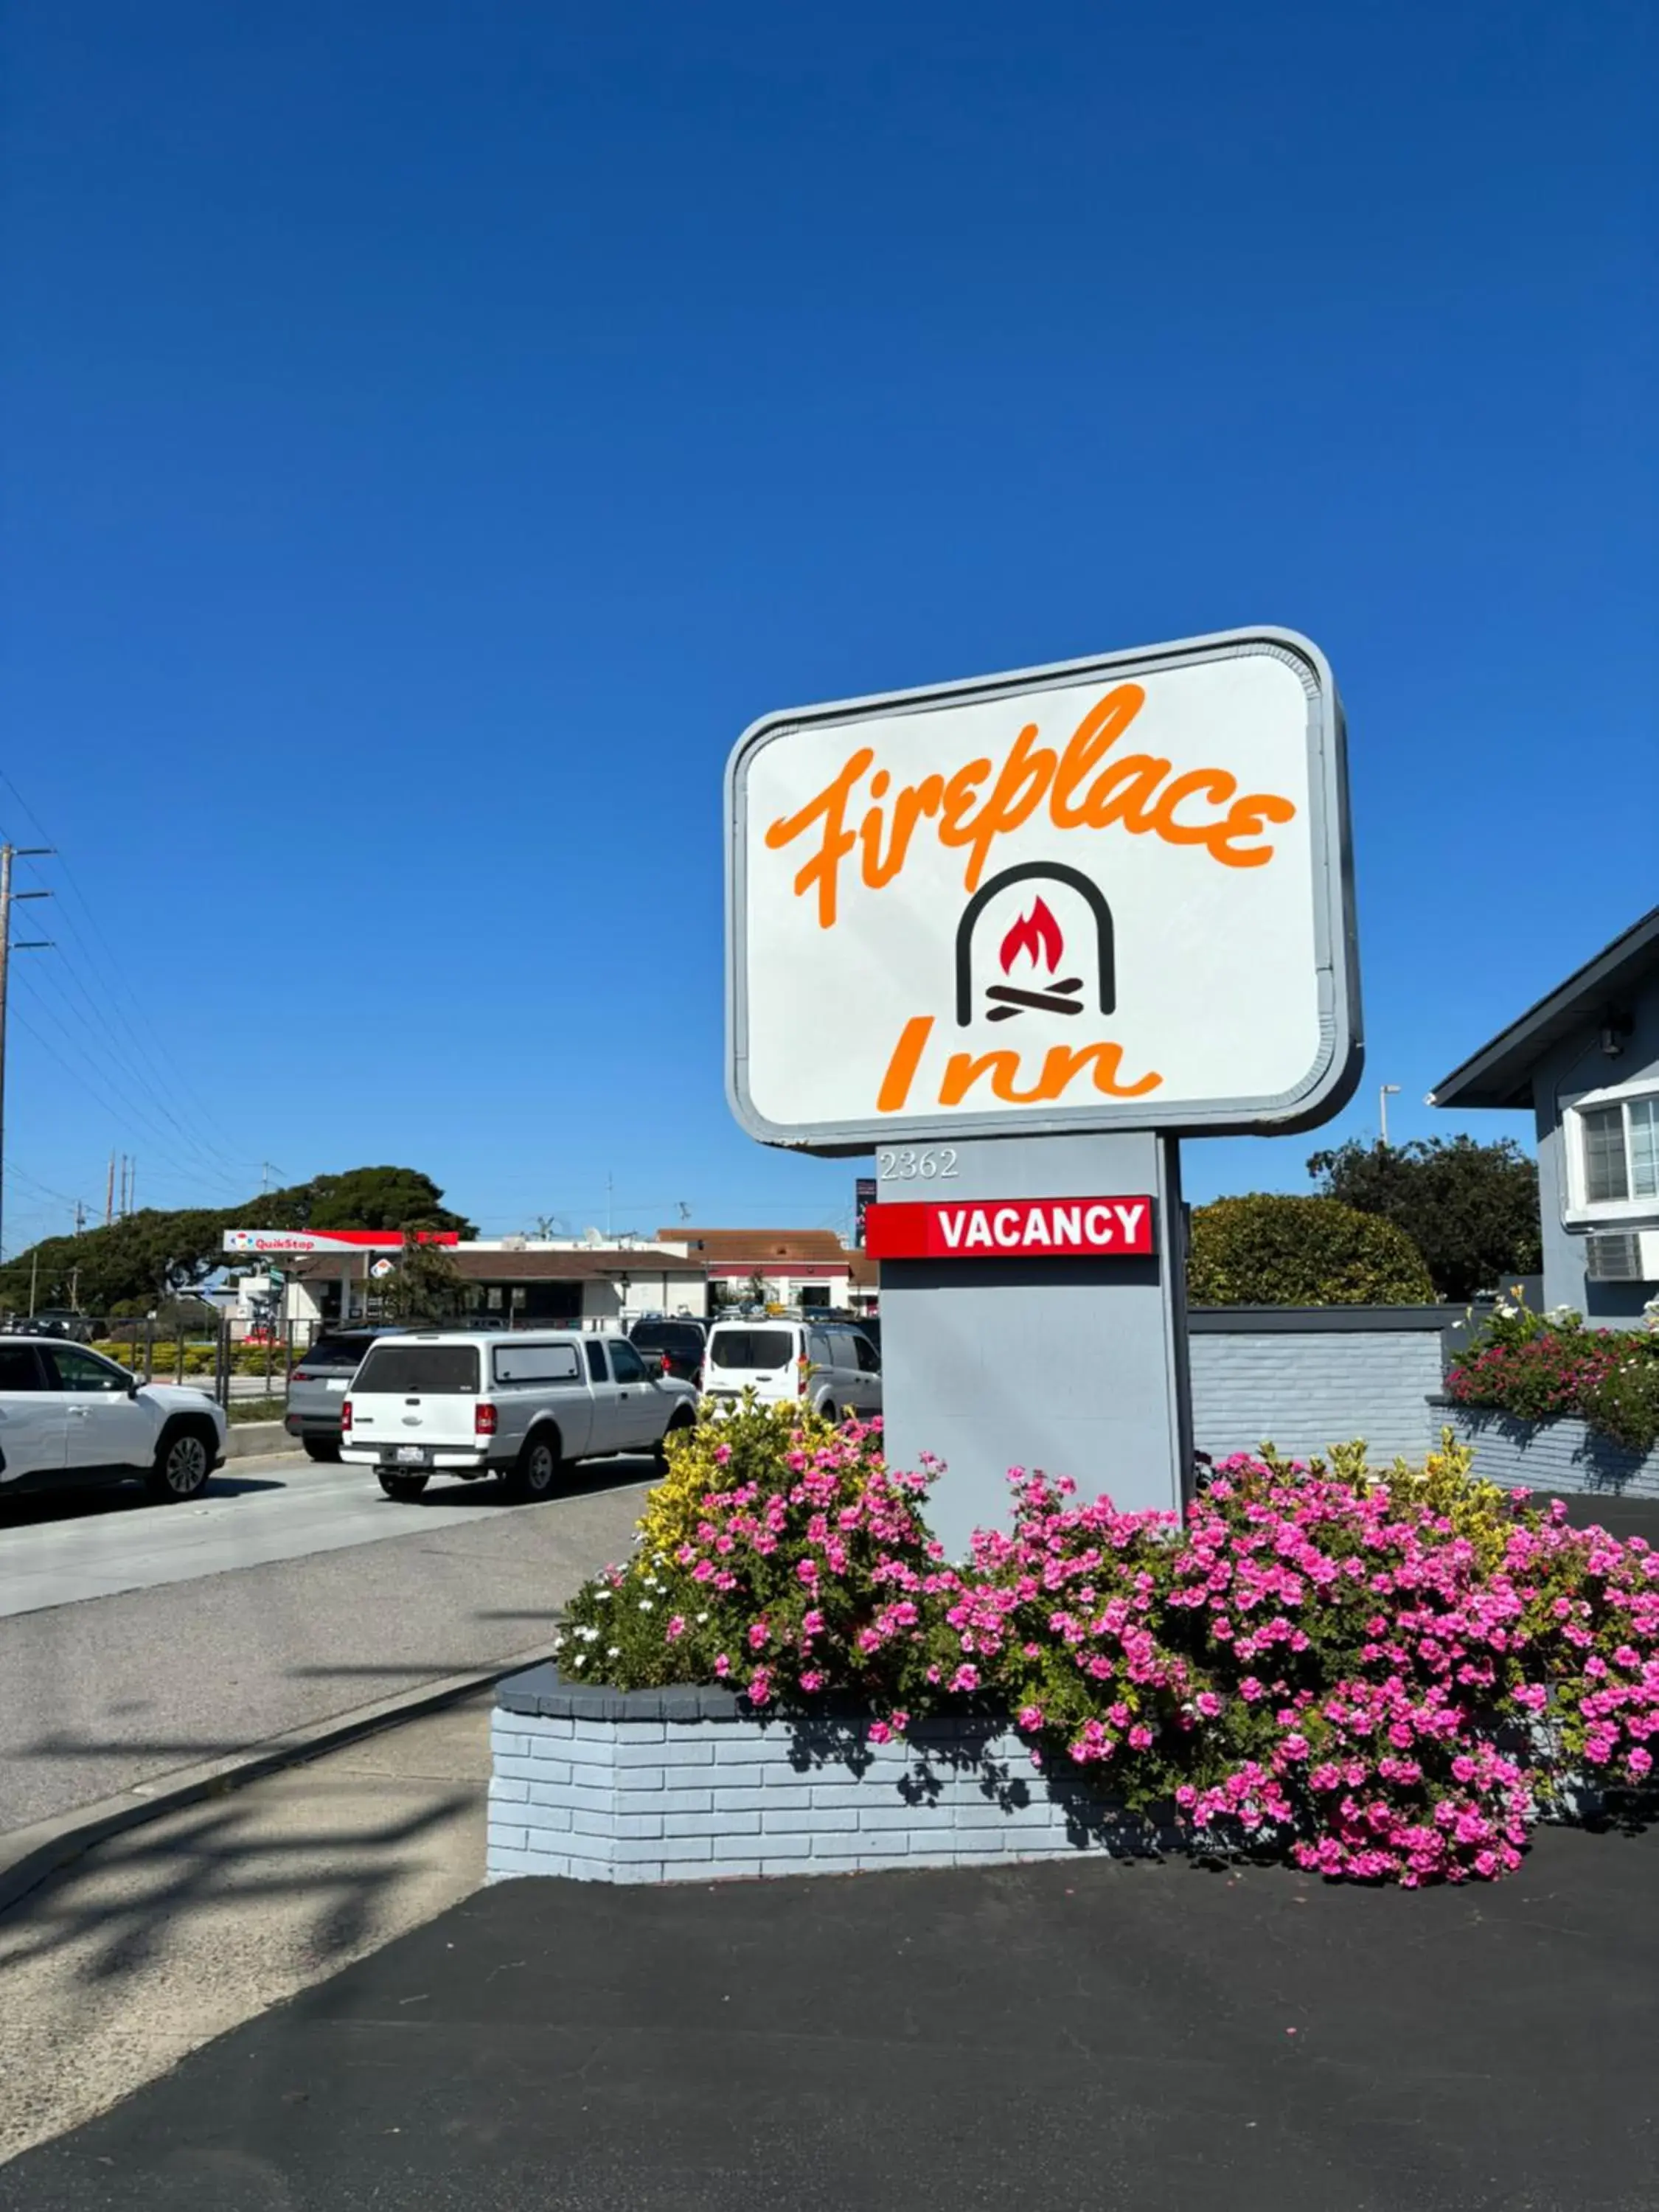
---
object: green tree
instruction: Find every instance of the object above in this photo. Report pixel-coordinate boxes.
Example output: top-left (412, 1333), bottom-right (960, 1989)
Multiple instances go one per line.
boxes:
top-left (372, 1231), bottom-right (467, 1322)
top-left (1306, 1135), bottom-right (1540, 1302)
top-left (1187, 1194), bottom-right (1435, 1307)
top-left (0, 1165), bottom-right (476, 1315)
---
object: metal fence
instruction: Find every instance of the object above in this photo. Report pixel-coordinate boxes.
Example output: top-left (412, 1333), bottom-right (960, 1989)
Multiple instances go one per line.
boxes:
top-left (4, 1314), bottom-right (328, 1411)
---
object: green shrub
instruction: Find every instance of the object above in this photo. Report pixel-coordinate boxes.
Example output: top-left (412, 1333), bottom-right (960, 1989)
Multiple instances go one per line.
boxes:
top-left (1187, 1194), bottom-right (1434, 1307)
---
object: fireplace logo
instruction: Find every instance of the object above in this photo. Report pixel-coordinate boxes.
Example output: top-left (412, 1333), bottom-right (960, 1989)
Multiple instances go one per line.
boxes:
top-left (953, 862), bottom-right (1116, 1029)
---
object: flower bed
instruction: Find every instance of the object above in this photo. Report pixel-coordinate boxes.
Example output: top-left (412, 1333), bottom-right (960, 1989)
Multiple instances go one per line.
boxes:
top-left (1446, 1295), bottom-right (1659, 1455)
top-left (530, 1402), bottom-right (1659, 1889)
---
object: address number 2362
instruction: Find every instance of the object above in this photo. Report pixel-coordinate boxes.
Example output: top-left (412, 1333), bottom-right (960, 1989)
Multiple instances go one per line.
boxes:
top-left (877, 1147), bottom-right (959, 1182)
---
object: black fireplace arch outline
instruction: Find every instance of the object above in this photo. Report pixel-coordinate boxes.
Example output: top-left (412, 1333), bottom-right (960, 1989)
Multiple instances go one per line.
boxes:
top-left (953, 861), bottom-right (1116, 1028)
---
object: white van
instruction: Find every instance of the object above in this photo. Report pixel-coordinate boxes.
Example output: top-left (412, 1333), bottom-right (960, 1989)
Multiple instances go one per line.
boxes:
top-left (703, 1320), bottom-right (882, 1423)
top-left (341, 1329), bottom-right (698, 1502)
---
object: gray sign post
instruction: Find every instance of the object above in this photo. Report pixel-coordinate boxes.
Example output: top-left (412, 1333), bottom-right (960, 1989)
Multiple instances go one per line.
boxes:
top-left (726, 627), bottom-right (1358, 1543)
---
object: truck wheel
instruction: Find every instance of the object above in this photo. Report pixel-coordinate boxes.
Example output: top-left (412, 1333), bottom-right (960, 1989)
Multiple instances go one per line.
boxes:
top-left (504, 1432), bottom-right (560, 1503)
top-left (303, 1437), bottom-right (341, 1464)
top-left (378, 1471), bottom-right (430, 1501)
top-left (146, 1421), bottom-right (215, 1503)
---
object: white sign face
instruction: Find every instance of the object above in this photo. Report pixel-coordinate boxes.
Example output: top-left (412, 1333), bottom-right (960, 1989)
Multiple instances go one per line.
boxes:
top-left (726, 629), bottom-right (1359, 1151)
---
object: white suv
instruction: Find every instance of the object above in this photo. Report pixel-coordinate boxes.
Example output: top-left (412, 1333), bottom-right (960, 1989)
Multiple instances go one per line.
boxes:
top-left (703, 1320), bottom-right (882, 1422)
top-left (340, 1329), bottom-right (699, 1502)
top-left (0, 1337), bottom-right (228, 1503)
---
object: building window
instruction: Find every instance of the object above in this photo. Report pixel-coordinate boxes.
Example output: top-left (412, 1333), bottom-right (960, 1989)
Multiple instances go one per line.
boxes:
top-left (1571, 1088), bottom-right (1659, 1214)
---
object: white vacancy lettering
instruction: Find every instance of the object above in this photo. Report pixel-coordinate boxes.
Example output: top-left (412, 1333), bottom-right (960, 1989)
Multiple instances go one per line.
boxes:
top-left (1113, 1203), bottom-right (1146, 1243)
top-left (1023, 1210), bottom-right (1051, 1246)
top-left (1084, 1205), bottom-right (1116, 1245)
top-left (993, 1208), bottom-right (1022, 1248)
top-left (936, 1211), bottom-right (967, 1251)
top-left (964, 1210), bottom-right (994, 1249)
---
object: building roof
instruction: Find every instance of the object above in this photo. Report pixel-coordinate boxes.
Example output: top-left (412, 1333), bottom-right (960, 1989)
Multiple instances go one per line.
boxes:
top-left (658, 1228), bottom-right (851, 1265)
top-left (1429, 905), bottom-right (1659, 1110)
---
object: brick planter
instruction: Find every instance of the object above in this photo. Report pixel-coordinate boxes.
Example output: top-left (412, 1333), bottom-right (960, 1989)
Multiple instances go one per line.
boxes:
top-left (1434, 1400), bottom-right (1659, 1498)
top-left (487, 1663), bottom-right (1169, 1887)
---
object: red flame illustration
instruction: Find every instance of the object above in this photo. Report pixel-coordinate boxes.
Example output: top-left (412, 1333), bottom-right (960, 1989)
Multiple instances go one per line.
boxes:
top-left (998, 897), bottom-right (1064, 975)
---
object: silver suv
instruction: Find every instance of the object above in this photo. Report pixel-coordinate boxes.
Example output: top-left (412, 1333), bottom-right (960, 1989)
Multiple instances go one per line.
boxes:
top-left (285, 1328), bottom-right (406, 1461)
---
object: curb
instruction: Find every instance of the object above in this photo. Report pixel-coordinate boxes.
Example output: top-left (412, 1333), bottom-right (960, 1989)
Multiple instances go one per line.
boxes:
top-left (223, 1421), bottom-right (302, 1461)
top-left (0, 1636), bottom-right (560, 1918)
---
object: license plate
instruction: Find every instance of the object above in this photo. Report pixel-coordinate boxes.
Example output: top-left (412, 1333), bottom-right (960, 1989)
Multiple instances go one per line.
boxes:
top-left (395, 1445), bottom-right (430, 1466)
top-left (326, 1379), bottom-right (349, 1393)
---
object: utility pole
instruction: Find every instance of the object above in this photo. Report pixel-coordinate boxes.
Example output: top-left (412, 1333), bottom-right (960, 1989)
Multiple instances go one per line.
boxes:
top-left (105, 1150), bottom-right (115, 1226)
top-left (73, 1198), bottom-right (86, 1234)
top-left (129, 1158), bottom-right (136, 1214)
top-left (0, 842), bottom-right (55, 1271)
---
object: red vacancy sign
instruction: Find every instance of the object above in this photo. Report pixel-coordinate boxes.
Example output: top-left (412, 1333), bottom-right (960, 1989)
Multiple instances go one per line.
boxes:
top-left (865, 1195), bottom-right (1154, 1259)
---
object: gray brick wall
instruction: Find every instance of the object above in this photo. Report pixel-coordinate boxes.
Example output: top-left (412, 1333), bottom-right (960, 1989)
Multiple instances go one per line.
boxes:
top-left (1190, 1322), bottom-right (1444, 1463)
top-left (487, 1671), bottom-right (1162, 1888)
top-left (1437, 1405), bottom-right (1659, 1498)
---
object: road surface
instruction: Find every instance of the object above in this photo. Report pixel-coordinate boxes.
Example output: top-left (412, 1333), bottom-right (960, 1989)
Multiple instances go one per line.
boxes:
top-left (0, 1452), bottom-right (584, 1619)
top-left (0, 1457), bottom-right (653, 1835)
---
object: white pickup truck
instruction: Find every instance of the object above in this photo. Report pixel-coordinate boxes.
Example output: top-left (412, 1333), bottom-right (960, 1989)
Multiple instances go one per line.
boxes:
top-left (339, 1328), bottom-right (699, 1502)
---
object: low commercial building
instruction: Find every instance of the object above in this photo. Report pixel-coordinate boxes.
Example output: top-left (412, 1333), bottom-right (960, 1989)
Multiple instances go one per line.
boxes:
top-left (656, 1228), bottom-right (858, 1311)
top-left (1430, 904), bottom-right (1659, 1319)
top-left (286, 1239), bottom-right (707, 1332)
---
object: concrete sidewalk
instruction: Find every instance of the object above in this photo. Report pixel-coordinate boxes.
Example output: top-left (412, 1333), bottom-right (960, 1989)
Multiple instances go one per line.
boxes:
top-left (0, 1692), bottom-right (493, 2167)
top-left (4, 1820), bottom-right (1656, 2210)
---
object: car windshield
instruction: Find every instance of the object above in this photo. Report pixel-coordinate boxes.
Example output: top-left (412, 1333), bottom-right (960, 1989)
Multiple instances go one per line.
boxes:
top-left (351, 1343), bottom-right (480, 1394)
top-left (707, 1329), bottom-right (794, 1372)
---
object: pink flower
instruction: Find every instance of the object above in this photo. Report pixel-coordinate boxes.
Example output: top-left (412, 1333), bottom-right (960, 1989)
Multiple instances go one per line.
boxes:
top-left (665, 1615), bottom-right (686, 1641)
top-left (950, 1663), bottom-right (980, 1694)
top-left (747, 1621), bottom-right (770, 1651)
top-left (713, 1653), bottom-right (731, 1678)
top-left (1017, 1704), bottom-right (1046, 1732)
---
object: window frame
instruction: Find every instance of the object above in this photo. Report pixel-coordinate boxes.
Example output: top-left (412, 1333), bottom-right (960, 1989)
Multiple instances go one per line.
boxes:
top-left (1565, 1080), bottom-right (1659, 1225)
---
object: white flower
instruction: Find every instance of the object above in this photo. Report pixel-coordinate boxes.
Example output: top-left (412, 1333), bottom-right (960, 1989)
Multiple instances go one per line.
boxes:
top-left (608, 1646), bottom-right (621, 1658)
top-left (696, 1611), bottom-right (709, 1624)
top-left (594, 1588), bottom-right (611, 1602)
top-left (639, 1599), bottom-right (654, 1612)
top-left (571, 1652), bottom-right (587, 1667)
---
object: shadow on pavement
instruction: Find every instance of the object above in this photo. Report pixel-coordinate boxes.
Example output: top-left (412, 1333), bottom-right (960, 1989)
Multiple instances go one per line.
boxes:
top-left (0, 1478), bottom-right (290, 1531)
top-left (0, 1782), bottom-right (475, 1987)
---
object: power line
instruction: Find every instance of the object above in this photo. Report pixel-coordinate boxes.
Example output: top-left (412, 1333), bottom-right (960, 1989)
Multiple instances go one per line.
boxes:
top-left (4, 999), bottom-right (248, 1206)
top-left (0, 773), bottom-right (251, 1179)
top-left (10, 929), bottom-right (257, 1189)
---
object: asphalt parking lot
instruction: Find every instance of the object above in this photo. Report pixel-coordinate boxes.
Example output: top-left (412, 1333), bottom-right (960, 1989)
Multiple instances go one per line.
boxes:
top-left (5, 1821), bottom-right (1657, 2211)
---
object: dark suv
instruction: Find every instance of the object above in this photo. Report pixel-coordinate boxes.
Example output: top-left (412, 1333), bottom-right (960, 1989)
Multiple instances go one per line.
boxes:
top-left (627, 1318), bottom-right (708, 1389)
top-left (285, 1327), bottom-right (406, 1461)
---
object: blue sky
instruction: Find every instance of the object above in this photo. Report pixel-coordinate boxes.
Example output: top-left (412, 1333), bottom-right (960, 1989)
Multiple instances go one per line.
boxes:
top-left (2, 0), bottom-right (1654, 1251)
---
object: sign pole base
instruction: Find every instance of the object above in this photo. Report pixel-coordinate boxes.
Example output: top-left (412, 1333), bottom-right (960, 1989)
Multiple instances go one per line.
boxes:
top-left (877, 1132), bottom-right (1192, 1560)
